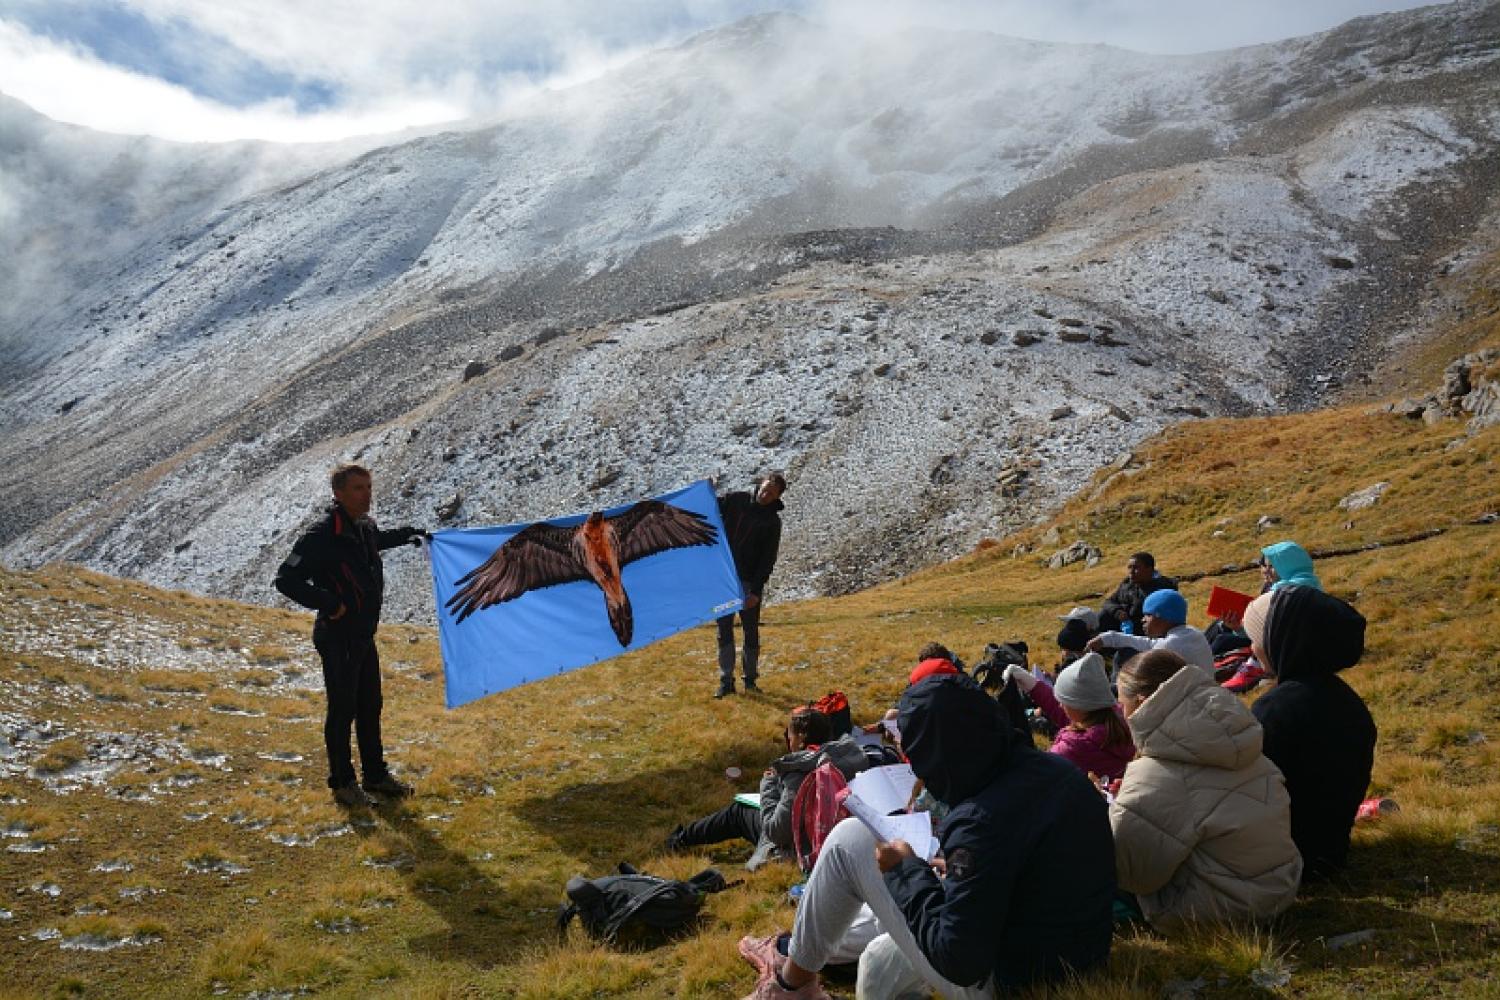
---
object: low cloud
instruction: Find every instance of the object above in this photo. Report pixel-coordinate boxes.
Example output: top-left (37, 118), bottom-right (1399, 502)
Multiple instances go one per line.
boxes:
top-left (0, 0), bottom-right (1447, 142)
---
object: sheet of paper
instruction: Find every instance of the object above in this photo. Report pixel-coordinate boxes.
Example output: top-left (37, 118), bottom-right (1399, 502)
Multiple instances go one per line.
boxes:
top-left (847, 764), bottom-right (918, 816)
top-left (842, 790), bottom-right (936, 860)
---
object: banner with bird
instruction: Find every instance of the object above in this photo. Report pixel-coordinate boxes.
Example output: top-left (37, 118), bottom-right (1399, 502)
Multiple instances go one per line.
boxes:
top-left (427, 479), bottom-right (744, 708)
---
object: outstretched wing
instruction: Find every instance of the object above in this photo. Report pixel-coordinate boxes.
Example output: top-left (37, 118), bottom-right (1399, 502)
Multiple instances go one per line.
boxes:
top-left (446, 522), bottom-right (588, 622)
top-left (609, 501), bottom-right (718, 566)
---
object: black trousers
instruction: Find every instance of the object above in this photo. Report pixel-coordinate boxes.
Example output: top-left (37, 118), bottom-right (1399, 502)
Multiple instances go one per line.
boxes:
top-left (677, 801), bottom-right (762, 847)
top-left (313, 626), bottom-right (387, 789)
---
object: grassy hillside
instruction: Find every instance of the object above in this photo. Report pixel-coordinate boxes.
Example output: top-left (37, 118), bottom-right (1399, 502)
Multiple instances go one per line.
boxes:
top-left (2, 394), bottom-right (1499, 998)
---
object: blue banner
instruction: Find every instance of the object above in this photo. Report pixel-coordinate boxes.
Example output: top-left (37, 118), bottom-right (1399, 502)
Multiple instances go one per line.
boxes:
top-left (427, 479), bottom-right (744, 708)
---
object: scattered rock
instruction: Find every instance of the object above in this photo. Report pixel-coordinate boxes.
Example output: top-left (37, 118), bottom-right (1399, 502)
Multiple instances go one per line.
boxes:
top-left (460, 361), bottom-right (488, 382)
top-left (1011, 331), bottom-right (1042, 347)
top-left (1326, 255), bottom-right (1356, 269)
top-left (1338, 482), bottom-right (1389, 511)
top-left (1058, 317), bottom-right (1086, 328)
top-left (872, 363), bottom-right (893, 377)
top-left (1058, 330), bottom-right (1092, 344)
top-left (590, 468), bottom-right (621, 490)
top-left (435, 493), bottom-right (462, 522)
top-left (1032, 307), bottom-right (1053, 319)
top-left (1107, 403), bottom-right (1133, 422)
top-left (1047, 540), bottom-right (1101, 569)
top-left (1205, 289), bottom-right (1229, 304)
top-left (1049, 406), bottom-right (1074, 421)
top-left (498, 344), bottom-right (524, 362)
top-left (1256, 514), bottom-right (1282, 532)
top-left (1324, 929), bottom-right (1376, 951)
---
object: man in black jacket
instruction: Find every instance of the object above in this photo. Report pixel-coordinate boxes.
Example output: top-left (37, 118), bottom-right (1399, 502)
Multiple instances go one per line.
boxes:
top-left (274, 463), bottom-right (426, 807)
top-left (714, 472), bottom-right (786, 698)
top-left (1098, 551), bottom-right (1177, 636)
top-left (736, 673), bottom-right (1114, 999)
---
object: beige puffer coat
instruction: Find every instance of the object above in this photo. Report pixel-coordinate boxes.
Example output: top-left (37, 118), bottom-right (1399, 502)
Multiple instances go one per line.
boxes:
top-left (1110, 665), bottom-right (1302, 932)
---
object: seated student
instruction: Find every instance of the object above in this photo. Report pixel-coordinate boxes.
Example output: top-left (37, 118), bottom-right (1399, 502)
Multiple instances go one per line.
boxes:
top-left (1054, 607), bottom-right (1099, 675)
top-left (737, 672), bottom-right (1114, 1000)
top-left (1087, 589), bottom-right (1215, 672)
top-left (1003, 652), bottom-right (1135, 781)
top-left (1242, 586), bottom-right (1374, 880)
top-left (667, 705), bottom-right (881, 870)
top-left (1098, 552), bottom-right (1177, 635)
top-left (1259, 540), bottom-right (1322, 592)
top-left (1110, 649), bottom-right (1302, 933)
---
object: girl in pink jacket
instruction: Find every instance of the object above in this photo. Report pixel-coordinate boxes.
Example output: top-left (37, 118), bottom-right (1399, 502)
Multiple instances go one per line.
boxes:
top-left (1006, 652), bottom-right (1135, 780)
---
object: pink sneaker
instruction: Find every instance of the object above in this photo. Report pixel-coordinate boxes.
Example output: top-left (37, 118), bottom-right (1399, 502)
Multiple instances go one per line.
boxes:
top-left (1356, 797), bottom-right (1399, 821)
top-left (738, 933), bottom-right (783, 977)
top-left (740, 967), bottom-right (831, 1000)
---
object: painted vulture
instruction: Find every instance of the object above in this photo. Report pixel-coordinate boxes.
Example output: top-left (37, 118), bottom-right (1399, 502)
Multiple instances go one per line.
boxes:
top-left (446, 500), bottom-right (718, 646)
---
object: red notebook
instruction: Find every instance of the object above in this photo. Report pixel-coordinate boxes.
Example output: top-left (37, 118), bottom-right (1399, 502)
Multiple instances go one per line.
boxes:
top-left (1206, 585), bottom-right (1254, 621)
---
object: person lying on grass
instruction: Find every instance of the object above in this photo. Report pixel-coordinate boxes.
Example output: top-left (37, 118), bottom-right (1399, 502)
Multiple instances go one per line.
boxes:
top-left (1110, 648), bottom-right (1302, 932)
top-left (735, 672), bottom-right (1114, 1000)
top-left (666, 704), bottom-right (889, 870)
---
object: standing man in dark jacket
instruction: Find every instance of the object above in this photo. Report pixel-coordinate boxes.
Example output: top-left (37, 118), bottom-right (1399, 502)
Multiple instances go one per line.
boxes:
top-left (714, 472), bottom-right (786, 698)
top-left (735, 673), bottom-right (1114, 999)
top-left (274, 463), bottom-right (426, 808)
top-left (1242, 585), bottom-right (1375, 880)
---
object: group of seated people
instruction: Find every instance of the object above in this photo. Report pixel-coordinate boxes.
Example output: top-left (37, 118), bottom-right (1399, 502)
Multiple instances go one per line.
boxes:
top-left (667, 543), bottom-right (1379, 1000)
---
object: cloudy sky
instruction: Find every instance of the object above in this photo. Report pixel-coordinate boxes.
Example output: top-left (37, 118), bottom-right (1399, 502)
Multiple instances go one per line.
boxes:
top-left (0, 0), bottom-right (1449, 142)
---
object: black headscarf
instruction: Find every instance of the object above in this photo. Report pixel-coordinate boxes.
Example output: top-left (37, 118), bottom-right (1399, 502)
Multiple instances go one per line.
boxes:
top-left (897, 673), bottom-right (1015, 805)
top-left (1264, 585), bottom-right (1365, 681)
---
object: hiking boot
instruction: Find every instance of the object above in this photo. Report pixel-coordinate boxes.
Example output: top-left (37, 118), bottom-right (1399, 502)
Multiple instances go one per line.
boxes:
top-left (362, 773), bottom-right (413, 799)
top-left (740, 965), bottom-right (830, 1000)
top-left (743, 678), bottom-right (760, 693)
top-left (665, 825), bottom-right (688, 852)
top-left (332, 782), bottom-right (370, 808)
top-left (715, 682), bottom-right (735, 699)
top-left (737, 933), bottom-right (784, 977)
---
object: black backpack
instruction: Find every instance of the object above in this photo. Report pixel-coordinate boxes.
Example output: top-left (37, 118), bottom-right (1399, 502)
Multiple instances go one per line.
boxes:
top-left (556, 863), bottom-right (732, 947)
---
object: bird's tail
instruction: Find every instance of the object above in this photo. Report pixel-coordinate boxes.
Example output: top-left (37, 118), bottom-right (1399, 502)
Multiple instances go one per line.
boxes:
top-left (605, 591), bottom-right (634, 647)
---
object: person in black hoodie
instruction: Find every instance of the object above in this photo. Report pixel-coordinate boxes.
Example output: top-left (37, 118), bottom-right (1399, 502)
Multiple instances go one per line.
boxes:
top-left (714, 473), bottom-right (786, 698)
top-left (735, 673), bottom-right (1114, 999)
top-left (1242, 585), bottom-right (1376, 880)
top-left (274, 463), bottom-right (425, 808)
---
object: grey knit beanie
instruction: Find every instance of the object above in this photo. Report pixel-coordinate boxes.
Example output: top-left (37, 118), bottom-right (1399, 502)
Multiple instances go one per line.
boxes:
top-left (1053, 652), bottom-right (1116, 711)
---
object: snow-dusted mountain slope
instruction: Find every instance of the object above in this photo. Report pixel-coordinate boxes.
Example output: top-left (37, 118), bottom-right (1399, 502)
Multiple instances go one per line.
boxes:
top-left (2, 2), bottom-right (1498, 617)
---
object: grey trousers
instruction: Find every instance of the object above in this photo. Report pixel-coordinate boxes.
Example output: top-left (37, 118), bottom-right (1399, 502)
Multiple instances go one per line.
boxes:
top-left (786, 819), bottom-right (995, 1000)
top-left (716, 597), bottom-right (761, 685)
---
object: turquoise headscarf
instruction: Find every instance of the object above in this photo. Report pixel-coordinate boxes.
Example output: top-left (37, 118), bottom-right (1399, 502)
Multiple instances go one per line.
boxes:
top-left (1261, 540), bottom-right (1321, 591)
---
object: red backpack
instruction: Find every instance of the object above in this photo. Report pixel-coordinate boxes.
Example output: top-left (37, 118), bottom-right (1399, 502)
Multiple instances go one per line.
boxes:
top-left (791, 762), bottom-right (851, 873)
top-left (811, 690), bottom-right (852, 736)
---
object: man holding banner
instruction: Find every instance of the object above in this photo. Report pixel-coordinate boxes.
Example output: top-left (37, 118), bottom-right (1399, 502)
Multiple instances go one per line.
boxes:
top-left (274, 463), bottom-right (427, 808)
top-left (715, 472), bottom-right (787, 699)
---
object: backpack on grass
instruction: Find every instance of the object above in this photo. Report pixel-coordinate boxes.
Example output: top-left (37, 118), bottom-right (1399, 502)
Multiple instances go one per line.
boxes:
top-left (811, 690), bottom-right (852, 736)
top-left (791, 762), bottom-right (851, 873)
top-left (557, 862), bottom-right (732, 947)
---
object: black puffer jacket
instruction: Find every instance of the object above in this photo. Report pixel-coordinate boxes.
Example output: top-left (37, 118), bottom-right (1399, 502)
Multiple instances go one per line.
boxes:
top-left (718, 491), bottom-right (783, 597)
top-left (1251, 585), bottom-right (1375, 879)
top-left (883, 674), bottom-right (1115, 990)
top-left (274, 504), bottom-right (415, 637)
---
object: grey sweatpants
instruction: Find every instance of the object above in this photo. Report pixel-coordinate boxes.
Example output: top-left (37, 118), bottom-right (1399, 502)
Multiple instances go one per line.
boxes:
top-left (787, 818), bottom-right (996, 1000)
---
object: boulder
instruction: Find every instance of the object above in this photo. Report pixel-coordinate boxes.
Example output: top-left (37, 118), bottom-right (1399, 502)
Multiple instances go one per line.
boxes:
top-left (1338, 482), bottom-right (1390, 511)
top-left (1047, 540), bottom-right (1101, 569)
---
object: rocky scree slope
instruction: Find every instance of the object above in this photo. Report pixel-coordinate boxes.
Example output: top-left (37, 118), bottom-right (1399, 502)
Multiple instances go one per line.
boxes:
top-left (0, 2), bottom-right (1498, 615)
